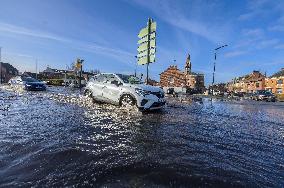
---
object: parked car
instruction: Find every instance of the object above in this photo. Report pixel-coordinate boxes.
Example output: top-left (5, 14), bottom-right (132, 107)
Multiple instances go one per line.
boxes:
top-left (252, 90), bottom-right (276, 102)
top-left (8, 76), bottom-right (46, 91)
top-left (166, 88), bottom-right (175, 94)
top-left (228, 92), bottom-right (244, 99)
top-left (84, 73), bottom-right (166, 111)
top-left (243, 93), bottom-right (254, 100)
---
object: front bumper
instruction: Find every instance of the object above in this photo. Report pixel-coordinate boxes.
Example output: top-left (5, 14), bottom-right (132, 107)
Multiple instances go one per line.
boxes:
top-left (258, 96), bottom-right (275, 101)
top-left (25, 85), bottom-right (46, 91)
top-left (136, 94), bottom-right (166, 110)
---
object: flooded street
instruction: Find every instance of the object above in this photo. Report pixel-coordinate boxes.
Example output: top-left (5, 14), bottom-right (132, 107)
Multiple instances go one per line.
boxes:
top-left (0, 86), bottom-right (284, 187)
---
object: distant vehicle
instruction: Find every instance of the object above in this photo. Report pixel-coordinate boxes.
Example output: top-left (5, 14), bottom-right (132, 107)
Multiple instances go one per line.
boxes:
top-left (8, 76), bottom-right (46, 91)
top-left (252, 90), bottom-right (276, 102)
top-left (166, 88), bottom-right (175, 94)
top-left (84, 73), bottom-right (166, 111)
top-left (243, 93), bottom-right (254, 100)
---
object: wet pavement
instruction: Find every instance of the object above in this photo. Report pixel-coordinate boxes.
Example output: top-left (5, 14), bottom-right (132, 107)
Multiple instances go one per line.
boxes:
top-left (0, 86), bottom-right (284, 187)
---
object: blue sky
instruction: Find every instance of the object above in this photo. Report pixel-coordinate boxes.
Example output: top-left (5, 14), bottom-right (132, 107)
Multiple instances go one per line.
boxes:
top-left (1, 0), bottom-right (284, 85)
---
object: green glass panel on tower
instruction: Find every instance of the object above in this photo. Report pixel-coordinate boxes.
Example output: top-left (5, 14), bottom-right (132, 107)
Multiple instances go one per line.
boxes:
top-left (137, 19), bottom-right (157, 65)
top-left (137, 40), bottom-right (156, 53)
top-left (137, 48), bottom-right (156, 58)
top-left (138, 21), bottom-right (157, 38)
top-left (138, 32), bottom-right (156, 44)
top-left (137, 54), bottom-right (155, 65)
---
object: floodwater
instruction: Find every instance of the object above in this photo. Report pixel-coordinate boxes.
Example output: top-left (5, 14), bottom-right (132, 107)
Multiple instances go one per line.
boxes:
top-left (0, 86), bottom-right (283, 187)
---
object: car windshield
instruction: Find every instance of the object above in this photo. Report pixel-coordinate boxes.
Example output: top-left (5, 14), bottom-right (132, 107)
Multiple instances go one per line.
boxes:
top-left (257, 90), bottom-right (272, 95)
top-left (116, 74), bottom-right (142, 84)
top-left (21, 77), bottom-right (39, 82)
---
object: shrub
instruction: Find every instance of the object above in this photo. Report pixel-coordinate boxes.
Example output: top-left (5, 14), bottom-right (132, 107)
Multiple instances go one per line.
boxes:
top-left (45, 79), bottom-right (64, 86)
top-left (276, 94), bottom-right (284, 102)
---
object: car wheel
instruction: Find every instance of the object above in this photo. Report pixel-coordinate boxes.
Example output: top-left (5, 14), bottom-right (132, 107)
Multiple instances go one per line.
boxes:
top-left (84, 89), bottom-right (93, 98)
top-left (120, 94), bottom-right (135, 107)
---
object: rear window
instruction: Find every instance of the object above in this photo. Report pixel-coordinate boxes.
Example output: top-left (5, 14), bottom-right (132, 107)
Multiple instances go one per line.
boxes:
top-left (21, 77), bottom-right (39, 82)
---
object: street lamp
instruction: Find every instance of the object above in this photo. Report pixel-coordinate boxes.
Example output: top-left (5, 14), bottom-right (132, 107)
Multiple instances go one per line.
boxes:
top-left (211, 44), bottom-right (228, 95)
top-left (0, 47), bottom-right (2, 84)
top-left (134, 55), bottom-right (138, 77)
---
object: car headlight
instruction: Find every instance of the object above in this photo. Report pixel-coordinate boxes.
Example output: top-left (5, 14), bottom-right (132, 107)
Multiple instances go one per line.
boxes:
top-left (135, 88), bottom-right (150, 96)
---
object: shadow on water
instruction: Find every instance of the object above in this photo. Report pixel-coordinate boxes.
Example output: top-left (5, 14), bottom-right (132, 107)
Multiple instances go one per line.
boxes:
top-left (0, 86), bottom-right (283, 187)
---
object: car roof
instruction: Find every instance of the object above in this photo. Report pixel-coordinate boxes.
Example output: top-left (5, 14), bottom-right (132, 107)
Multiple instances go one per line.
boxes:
top-left (97, 73), bottom-right (116, 76)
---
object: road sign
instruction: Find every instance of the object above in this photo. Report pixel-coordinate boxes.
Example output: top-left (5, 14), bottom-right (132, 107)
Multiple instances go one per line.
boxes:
top-left (137, 19), bottom-right (156, 65)
top-left (136, 18), bottom-right (157, 84)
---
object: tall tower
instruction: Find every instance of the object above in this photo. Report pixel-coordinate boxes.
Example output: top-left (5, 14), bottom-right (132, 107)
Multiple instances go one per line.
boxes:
top-left (185, 53), bottom-right (191, 75)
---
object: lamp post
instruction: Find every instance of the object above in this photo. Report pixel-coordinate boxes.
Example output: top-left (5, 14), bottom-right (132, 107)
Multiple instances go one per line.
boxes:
top-left (211, 44), bottom-right (228, 95)
top-left (79, 59), bottom-right (84, 89)
top-left (0, 47), bottom-right (2, 84)
top-left (134, 55), bottom-right (138, 77)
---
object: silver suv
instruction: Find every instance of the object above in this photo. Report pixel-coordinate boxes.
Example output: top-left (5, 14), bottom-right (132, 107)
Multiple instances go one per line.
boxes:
top-left (84, 73), bottom-right (166, 110)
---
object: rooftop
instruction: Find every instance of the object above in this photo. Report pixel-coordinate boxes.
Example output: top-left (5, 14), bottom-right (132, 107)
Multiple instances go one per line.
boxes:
top-left (270, 68), bottom-right (284, 78)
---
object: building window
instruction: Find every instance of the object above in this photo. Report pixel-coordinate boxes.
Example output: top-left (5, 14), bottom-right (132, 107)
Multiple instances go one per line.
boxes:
top-left (277, 88), bottom-right (283, 94)
top-left (256, 83), bottom-right (259, 87)
top-left (168, 77), bottom-right (174, 84)
top-left (277, 79), bottom-right (283, 84)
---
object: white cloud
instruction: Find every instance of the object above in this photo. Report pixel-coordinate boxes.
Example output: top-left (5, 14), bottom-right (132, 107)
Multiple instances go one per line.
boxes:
top-left (224, 50), bottom-right (248, 58)
top-left (129, 0), bottom-right (228, 44)
top-left (0, 22), bottom-right (134, 63)
top-left (275, 44), bottom-right (284, 49)
top-left (242, 28), bottom-right (264, 39)
top-left (238, 12), bottom-right (259, 21)
top-left (3, 52), bottom-right (34, 59)
top-left (238, 0), bottom-right (271, 21)
top-left (256, 39), bottom-right (279, 49)
top-left (269, 25), bottom-right (284, 32)
top-left (269, 16), bottom-right (284, 32)
top-left (0, 22), bottom-right (68, 42)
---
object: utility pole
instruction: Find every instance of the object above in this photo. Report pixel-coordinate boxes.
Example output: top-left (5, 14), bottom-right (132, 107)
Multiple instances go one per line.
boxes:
top-left (75, 58), bottom-right (84, 89)
top-left (134, 55), bottom-right (138, 77)
top-left (212, 52), bottom-right (216, 94)
top-left (79, 63), bottom-right (82, 89)
top-left (35, 59), bottom-right (38, 79)
top-left (211, 44), bottom-right (228, 95)
top-left (65, 64), bottom-right (68, 87)
top-left (0, 47), bottom-right (2, 84)
top-left (146, 18), bottom-right (151, 84)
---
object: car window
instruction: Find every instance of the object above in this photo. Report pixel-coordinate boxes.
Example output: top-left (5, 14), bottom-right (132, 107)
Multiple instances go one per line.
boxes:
top-left (116, 74), bottom-right (142, 84)
top-left (89, 77), bottom-right (95, 82)
top-left (95, 74), bottom-right (106, 83)
top-left (22, 77), bottom-right (39, 82)
top-left (104, 74), bottom-right (120, 84)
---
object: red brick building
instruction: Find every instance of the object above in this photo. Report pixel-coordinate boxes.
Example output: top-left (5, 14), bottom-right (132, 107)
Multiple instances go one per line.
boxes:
top-left (160, 53), bottom-right (205, 93)
top-left (228, 71), bottom-right (266, 93)
top-left (265, 68), bottom-right (284, 94)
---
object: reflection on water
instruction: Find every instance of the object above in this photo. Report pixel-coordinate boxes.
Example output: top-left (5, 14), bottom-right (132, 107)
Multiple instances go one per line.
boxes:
top-left (0, 86), bottom-right (284, 187)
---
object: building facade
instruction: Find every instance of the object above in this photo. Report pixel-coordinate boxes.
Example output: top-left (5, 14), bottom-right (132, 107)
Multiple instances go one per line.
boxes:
top-left (160, 53), bottom-right (205, 93)
top-left (228, 71), bottom-right (266, 93)
top-left (265, 68), bottom-right (284, 94)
